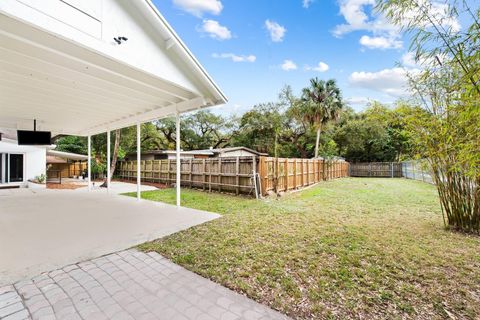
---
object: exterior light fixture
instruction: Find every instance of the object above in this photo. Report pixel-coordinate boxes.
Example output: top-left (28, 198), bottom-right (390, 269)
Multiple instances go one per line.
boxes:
top-left (113, 36), bottom-right (128, 44)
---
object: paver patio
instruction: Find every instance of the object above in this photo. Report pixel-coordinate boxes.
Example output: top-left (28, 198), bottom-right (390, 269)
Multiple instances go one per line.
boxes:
top-left (0, 249), bottom-right (289, 320)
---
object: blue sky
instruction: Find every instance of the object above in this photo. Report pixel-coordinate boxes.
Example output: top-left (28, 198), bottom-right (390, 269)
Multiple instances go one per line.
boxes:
top-left (151, 0), bottom-right (459, 115)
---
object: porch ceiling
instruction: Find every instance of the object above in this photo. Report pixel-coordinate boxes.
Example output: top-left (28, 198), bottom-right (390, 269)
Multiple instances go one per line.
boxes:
top-left (0, 12), bottom-right (217, 137)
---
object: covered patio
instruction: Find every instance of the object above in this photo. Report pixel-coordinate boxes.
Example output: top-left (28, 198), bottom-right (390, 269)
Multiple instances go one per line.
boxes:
top-left (0, 0), bottom-right (226, 282)
top-left (0, 1), bottom-right (227, 204)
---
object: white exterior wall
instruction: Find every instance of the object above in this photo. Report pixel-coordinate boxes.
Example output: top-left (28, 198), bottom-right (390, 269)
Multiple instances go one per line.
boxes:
top-left (25, 147), bottom-right (46, 184)
top-left (0, 140), bottom-right (46, 187)
top-left (218, 150), bottom-right (258, 158)
top-left (167, 154), bottom-right (195, 160)
top-left (0, 0), bottom-right (203, 94)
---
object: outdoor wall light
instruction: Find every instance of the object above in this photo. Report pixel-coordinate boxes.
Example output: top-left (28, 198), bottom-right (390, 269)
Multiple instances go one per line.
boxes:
top-left (113, 36), bottom-right (128, 44)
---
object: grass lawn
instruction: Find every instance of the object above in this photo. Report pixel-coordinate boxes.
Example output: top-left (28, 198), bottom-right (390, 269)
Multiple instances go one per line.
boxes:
top-left (128, 178), bottom-right (480, 319)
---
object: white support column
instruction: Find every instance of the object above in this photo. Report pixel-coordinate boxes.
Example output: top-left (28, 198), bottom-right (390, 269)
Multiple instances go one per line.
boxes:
top-left (107, 130), bottom-right (111, 194)
top-left (176, 112), bottom-right (181, 207)
top-left (137, 122), bottom-right (141, 201)
top-left (88, 135), bottom-right (91, 191)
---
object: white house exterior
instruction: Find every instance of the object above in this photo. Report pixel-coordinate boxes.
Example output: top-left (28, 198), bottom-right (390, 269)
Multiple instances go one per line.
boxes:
top-left (124, 147), bottom-right (268, 161)
top-left (204, 147), bottom-right (268, 158)
top-left (0, 0), bottom-right (226, 136)
top-left (0, 136), bottom-right (47, 187)
top-left (0, 0), bottom-right (227, 203)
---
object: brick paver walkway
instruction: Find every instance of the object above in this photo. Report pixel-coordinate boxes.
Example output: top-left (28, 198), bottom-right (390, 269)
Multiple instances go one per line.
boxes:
top-left (0, 250), bottom-right (289, 320)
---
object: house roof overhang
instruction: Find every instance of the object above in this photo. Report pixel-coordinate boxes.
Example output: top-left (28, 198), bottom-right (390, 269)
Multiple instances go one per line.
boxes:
top-left (47, 150), bottom-right (88, 161)
top-left (0, 4), bottom-right (227, 137)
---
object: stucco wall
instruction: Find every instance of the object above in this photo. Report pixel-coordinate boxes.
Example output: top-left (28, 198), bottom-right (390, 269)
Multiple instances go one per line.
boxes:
top-left (0, 140), bottom-right (46, 186)
top-left (25, 147), bottom-right (46, 184)
top-left (218, 150), bottom-right (258, 158)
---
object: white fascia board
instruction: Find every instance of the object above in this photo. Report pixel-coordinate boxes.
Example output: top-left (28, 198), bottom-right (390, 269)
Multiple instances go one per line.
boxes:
top-left (137, 0), bottom-right (228, 105)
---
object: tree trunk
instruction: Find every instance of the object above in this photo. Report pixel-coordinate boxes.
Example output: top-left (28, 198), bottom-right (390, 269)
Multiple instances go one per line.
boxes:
top-left (101, 129), bottom-right (121, 187)
top-left (314, 126), bottom-right (321, 158)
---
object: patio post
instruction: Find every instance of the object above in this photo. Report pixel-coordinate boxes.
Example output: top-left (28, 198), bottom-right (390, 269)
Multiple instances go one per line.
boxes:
top-left (88, 135), bottom-right (91, 191)
top-left (107, 130), bottom-right (111, 193)
top-left (137, 122), bottom-right (141, 201)
top-left (176, 112), bottom-right (181, 207)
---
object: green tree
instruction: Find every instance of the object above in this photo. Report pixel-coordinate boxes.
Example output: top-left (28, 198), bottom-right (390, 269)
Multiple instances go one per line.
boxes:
top-left (232, 103), bottom-right (284, 156)
top-left (378, 0), bottom-right (480, 233)
top-left (55, 136), bottom-right (87, 154)
top-left (301, 78), bottom-right (344, 158)
top-left (152, 110), bottom-right (234, 151)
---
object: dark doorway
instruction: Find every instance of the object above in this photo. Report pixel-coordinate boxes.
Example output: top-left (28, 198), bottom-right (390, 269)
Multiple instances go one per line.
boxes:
top-left (9, 154), bottom-right (24, 182)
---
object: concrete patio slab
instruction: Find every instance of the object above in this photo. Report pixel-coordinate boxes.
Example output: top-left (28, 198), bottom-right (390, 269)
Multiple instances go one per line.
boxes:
top-left (74, 181), bottom-right (158, 194)
top-left (0, 189), bottom-right (220, 286)
top-left (0, 249), bottom-right (289, 320)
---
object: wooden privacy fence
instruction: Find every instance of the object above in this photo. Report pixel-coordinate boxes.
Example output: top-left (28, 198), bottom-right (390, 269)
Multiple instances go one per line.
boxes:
top-left (117, 156), bottom-right (350, 197)
top-left (258, 158), bottom-right (349, 195)
top-left (47, 162), bottom-right (87, 181)
top-left (349, 162), bottom-right (402, 177)
top-left (118, 157), bottom-right (258, 196)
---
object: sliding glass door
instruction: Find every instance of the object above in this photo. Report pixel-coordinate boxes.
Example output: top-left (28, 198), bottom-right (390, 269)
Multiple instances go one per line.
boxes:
top-left (9, 154), bottom-right (24, 182)
top-left (0, 153), bottom-right (24, 184)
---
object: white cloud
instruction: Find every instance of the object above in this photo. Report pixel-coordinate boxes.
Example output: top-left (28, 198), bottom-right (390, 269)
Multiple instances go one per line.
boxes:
top-left (346, 96), bottom-right (372, 106)
top-left (265, 20), bottom-right (286, 42)
top-left (359, 35), bottom-right (402, 49)
top-left (212, 53), bottom-right (256, 62)
top-left (401, 52), bottom-right (418, 67)
top-left (305, 61), bottom-right (330, 72)
top-left (398, 0), bottom-right (461, 32)
top-left (303, 0), bottom-right (314, 8)
top-left (281, 60), bottom-right (297, 71)
top-left (333, 0), bottom-right (460, 51)
top-left (332, 0), bottom-right (390, 37)
top-left (400, 51), bottom-right (446, 69)
top-left (349, 67), bottom-right (419, 97)
top-left (199, 20), bottom-right (231, 40)
top-left (173, 0), bottom-right (223, 17)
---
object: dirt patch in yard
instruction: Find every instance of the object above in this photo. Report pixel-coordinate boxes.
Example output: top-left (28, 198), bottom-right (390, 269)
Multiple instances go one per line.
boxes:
top-left (47, 183), bottom-right (85, 190)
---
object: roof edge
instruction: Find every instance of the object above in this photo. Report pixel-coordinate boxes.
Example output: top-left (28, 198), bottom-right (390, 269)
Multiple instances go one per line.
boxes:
top-left (140, 0), bottom-right (228, 106)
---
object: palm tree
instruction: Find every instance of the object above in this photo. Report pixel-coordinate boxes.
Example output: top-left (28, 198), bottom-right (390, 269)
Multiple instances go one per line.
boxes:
top-left (301, 78), bottom-right (344, 158)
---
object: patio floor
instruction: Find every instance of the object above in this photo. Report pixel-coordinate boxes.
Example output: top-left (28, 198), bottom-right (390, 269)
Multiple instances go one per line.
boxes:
top-left (0, 185), bottom-right (219, 286)
top-left (0, 249), bottom-right (288, 320)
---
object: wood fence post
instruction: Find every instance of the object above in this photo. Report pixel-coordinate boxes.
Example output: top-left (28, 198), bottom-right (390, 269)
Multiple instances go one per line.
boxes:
top-left (252, 156), bottom-right (257, 195)
top-left (203, 159), bottom-right (206, 191)
top-left (306, 160), bottom-right (309, 185)
top-left (167, 159), bottom-right (170, 185)
top-left (189, 159), bottom-right (193, 188)
top-left (209, 159), bottom-right (212, 192)
top-left (274, 157), bottom-right (279, 193)
top-left (293, 159), bottom-right (297, 189)
top-left (284, 159), bottom-right (288, 191)
top-left (235, 157), bottom-right (240, 195)
top-left (259, 156), bottom-right (266, 196)
top-left (301, 160), bottom-right (304, 186)
top-left (218, 158), bottom-right (222, 192)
